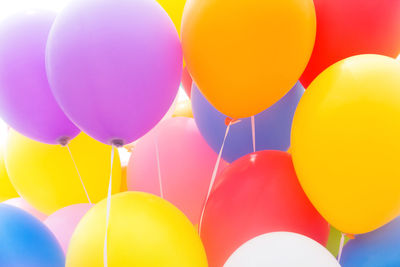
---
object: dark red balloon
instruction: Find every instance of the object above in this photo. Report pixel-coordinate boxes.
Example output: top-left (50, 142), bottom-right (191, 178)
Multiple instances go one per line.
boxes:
top-left (181, 66), bottom-right (192, 98)
top-left (201, 151), bottom-right (329, 267)
top-left (300, 0), bottom-right (400, 87)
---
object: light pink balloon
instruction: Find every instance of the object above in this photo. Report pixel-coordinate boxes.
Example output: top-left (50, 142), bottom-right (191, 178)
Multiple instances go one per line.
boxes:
top-left (127, 117), bottom-right (228, 225)
top-left (44, 203), bottom-right (92, 253)
top-left (3, 197), bottom-right (47, 221)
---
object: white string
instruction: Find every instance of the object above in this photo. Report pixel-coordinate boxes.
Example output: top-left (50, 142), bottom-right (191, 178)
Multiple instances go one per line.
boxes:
top-left (155, 136), bottom-right (164, 198)
top-left (104, 146), bottom-right (115, 267)
top-left (66, 144), bottom-right (92, 204)
top-left (251, 116), bottom-right (256, 153)
top-left (198, 121), bottom-right (232, 234)
top-left (337, 232), bottom-right (345, 263)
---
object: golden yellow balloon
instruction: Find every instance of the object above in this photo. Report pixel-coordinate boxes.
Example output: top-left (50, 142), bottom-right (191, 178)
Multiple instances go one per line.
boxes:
top-left (0, 146), bottom-right (18, 202)
top-left (5, 130), bottom-right (121, 214)
top-left (157, 0), bottom-right (186, 36)
top-left (173, 99), bottom-right (193, 118)
top-left (291, 54), bottom-right (400, 234)
top-left (67, 192), bottom-right (208, 267)
top-left (182, 0), bottom-right (316, 118)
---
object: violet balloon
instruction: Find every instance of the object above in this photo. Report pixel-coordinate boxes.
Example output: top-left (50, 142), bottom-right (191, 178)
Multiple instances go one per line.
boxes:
top-left (0, 10), bottom-right (79, 144)
top-left (191, 82), bottom-right (304, 163)
top-left (46, 0), bottom-right (182, 145)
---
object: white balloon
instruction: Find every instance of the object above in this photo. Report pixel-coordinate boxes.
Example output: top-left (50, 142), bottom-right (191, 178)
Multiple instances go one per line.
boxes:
top-left (224, 232), bottom-right (340, 267)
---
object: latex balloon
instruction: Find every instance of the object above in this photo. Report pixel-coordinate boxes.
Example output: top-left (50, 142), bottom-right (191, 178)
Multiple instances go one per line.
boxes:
top-left (127, 117), bottom-right (227, 225)
top-left (120, 166), bottom-right (128, 192)
top-left (0, 204), bottom-right (64, 266)
top-left (0, 147), bottom-right (18, 201)
top-left (341, 217), bottom-right (400, 266)
top-left (46, 0), bottom-right (182, 145)
top-left (326, 226), bottom-right (348, 257)
top-left (66, 192), bottom-right (207, 266)
top-left (156, 0), bottom-right (186, 36)
top-left (3, 198), bottom-right (47, 221)
top-left (181, 67), bottom-right (193, 97)
top-left (45, 204), bottom-right (92, 253)
top-left (292, 54), bottom-right (400, 234)
top-left (0, 10), bottom-right (79, 144)
top-left (6, 130), bottom-right (121, 214)
top-left (225, 232), bottom-right (340, 267)
top-left (182, 0), bottom-right (316, 118)
top-left (172, 99), bottom-right (193, 118)
top-left (192, 82), bottom-right (304, 163)
top-left (300, 0), bottom-right (400, 87)
top-left (201, 150), bottom-right (329, 267)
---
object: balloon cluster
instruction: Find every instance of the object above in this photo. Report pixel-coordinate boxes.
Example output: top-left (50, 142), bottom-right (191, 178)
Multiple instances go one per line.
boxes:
top-left (0, 0), bottom-right (399, 266)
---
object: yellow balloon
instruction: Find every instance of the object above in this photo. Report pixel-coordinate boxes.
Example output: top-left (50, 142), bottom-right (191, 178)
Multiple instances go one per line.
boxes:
top-left (173, 99), bottom-right (193, 118)
top-left (182, 0), bottom-right (316, 118)
top-left (5, 130), bottom-right (121, 214)
top-left (291, 54), bottom-right (400, 234)
top-left (0, 146), bottom-right (18, 202)
top-left (157, 0), bottom-right (186, 36)
top-left (67, 192), bottom-right (208, 267)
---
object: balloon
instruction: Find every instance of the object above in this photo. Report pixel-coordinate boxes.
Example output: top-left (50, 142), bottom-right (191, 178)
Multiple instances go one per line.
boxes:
top-left (0, 204), bottom-right (64, 266)
top-left (201, 150), bottom-right (329, 267)
top-left (45, 203), bottom-right (92, 253)
top-left (192, 82), bottom-right (304, 163)
top-left (173, 99), bottom-right (193, 118)
top-left (224, 232), bottom-right (340, 267)
top-left (127, 117), bottom-right (227, 225)
top-left (182, 0), bottom-right (316, 118)
top-left (181, 66), bottom-right (193, 97)
top-left (46, 0), bottom-right (182, 145)
top-left (156, 0), bottom-right (186, 36)
top-left (326, 226), bottom-right (348, 257)
top-left (0, 10), bottom-right (79, 144)
top-left (0, 147), bottom-right (18, 201)
top-left (3, 197), bottom-right (47, 221)
top-left (341, 217), bottom-right (400, 266)
top-left (300, 0), bottom-right (400, 87)
top-left (292, 54), bottom-right (400, 234)
top-left (120, 166), bottom-right (128, 192)
top-left (6, 130), bottom-right (121, 214)
top-left (67, 192), bottom-right (207, 266)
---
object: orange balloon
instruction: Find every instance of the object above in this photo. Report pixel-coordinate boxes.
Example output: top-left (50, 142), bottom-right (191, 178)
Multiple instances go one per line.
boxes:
top-left (182, 0), bottom-right (316, 118)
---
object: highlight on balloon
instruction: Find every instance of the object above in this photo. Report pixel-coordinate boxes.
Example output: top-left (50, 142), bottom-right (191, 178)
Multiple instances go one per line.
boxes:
top-left (0, 0), bottom-right (399, 266)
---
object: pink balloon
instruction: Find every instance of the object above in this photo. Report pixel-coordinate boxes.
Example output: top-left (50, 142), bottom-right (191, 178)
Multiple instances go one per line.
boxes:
top-left (46, 0), bottom-right (182, 145)
top-left (3, 197), bottom-right (47, 221)
top-left (127, 117), bottom-right (227, 225)
top-left (44, 203), bottom-right (92, 253)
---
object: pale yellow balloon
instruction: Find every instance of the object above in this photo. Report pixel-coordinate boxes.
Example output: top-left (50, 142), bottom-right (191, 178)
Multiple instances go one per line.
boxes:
top-left (292, 54), bottom-right (400, 234)
top-left (157, 0), bottom-right (186, 36)
top-left (5, 130), bottom-right (121, 214)
top-left (0, 146), bottom-right (18, 202)
top-left (173, 99), bottom-right (193, 118)
top-left (67, 192), bottom-right (208, 267)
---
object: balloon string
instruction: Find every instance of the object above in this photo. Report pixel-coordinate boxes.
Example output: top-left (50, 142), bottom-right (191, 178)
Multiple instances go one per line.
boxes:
top-left (337, 232), bottom-right (345, 263)
top-left (104, 146), bottom-right (115, 267)
top-left (198, 121), bottom-right (231, 234)
top-left (66, 144), bottom-right (92, 204)
top-left (251, 116), bottom-right (256, 153)
top-left (155, 135), bottom-right (164, 198)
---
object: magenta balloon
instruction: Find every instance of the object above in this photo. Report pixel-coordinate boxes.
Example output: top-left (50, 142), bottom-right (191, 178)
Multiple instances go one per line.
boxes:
top-left (0, 10), bottom-right (79, 144)
top-left (46, 0), bottom-right (182, 146)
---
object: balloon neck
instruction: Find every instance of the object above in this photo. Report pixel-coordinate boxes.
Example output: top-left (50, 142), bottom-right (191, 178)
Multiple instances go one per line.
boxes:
top-left (110, 139), bottom-right (124, 148)
top-left (224, 117), bottom-right (241, 126)
top-left (58, 136), bottom-right (70, 146)
top-left (345, 233), bottom-right (355, 239)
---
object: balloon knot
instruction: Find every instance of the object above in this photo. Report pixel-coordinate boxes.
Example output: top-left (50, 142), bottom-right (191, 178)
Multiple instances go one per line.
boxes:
top-left (345, 233), bottom-right (355, 239)
top-left (110, 139), bottom-right (124, 148)
top-left (58, 136), bottom-right (70, 146)
top-left (224, 117), bottom-right (241, 126)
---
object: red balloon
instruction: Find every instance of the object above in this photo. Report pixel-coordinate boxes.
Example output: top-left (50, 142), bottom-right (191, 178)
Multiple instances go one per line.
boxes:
top-left (181, 66), bottom-right (192, 98)
top-left (300, 0), bottom-right (400, 87)
top-left (201, 150), bottom-right (329, 267)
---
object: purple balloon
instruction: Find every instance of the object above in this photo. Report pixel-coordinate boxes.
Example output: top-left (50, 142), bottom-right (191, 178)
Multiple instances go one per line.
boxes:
top-left (0, 10), bottom-right (80, 145)
top-left (46, 0), bottom-right (182, 146)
